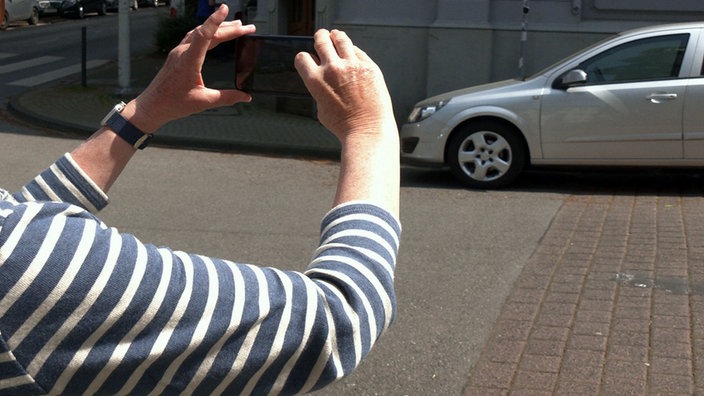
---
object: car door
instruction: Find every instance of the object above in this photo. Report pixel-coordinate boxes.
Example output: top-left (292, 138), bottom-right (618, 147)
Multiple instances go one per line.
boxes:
top-left (540, 31), bottom-right (696, 161)
top-left (6, 0), bottom-right (33, 20)
top-left (85, 0), bottom-right (101, 13)
top-left (683, 32), bottom-right (704, 159)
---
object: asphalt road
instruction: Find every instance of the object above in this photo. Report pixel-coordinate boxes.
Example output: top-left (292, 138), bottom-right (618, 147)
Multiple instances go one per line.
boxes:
top-left (8, 109), bottom-right (704, 394)
top-left (0, 7), bottom-right (164, 99)
top-left (0, 113), bottom-right (565, 394)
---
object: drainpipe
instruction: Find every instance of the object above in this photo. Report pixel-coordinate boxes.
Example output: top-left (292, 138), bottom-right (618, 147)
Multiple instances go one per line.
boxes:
top-left (518, 0), bottom-right (530, 78)
top-left (572, 0), bottom-right (581, 15)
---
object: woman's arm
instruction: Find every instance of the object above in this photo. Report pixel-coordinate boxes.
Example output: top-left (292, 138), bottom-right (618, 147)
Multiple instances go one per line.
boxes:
top-left (70, 5), bottom-right (255, 193)
top-left (295, 29), bottom-right (400, 219)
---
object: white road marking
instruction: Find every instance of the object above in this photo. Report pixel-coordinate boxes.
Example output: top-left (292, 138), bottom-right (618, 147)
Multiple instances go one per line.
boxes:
top-left (8, 59), bottom-right (111, 87)
top-left (0, 56), bottom-right (62, 74)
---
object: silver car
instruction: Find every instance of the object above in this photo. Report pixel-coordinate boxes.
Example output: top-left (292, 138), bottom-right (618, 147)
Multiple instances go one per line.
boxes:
top-left (400, 22), bottom-right (704, 188)
top-left (1, 0), bottom-right (40, 29)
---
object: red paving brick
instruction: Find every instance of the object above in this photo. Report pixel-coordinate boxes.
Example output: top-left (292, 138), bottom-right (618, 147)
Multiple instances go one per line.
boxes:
top-left (465, 193), bottom-right (704, 395)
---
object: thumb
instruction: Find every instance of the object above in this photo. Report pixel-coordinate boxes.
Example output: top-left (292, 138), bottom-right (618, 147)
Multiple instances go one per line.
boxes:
top-left (206, 89), bottom-right (252, 107)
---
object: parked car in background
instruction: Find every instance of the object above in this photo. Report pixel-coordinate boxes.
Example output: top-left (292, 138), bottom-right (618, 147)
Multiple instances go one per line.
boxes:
top-left (400, 22), bottom-right (704, 189)
top-left (137, 0), bottom-right (160, 7)
top-left (105, 0), bottom-right (138, 11)
top-left (57, 0), bottom-right (106, 17)
top-left (37, 0), bottom-right (61, 14)
top-left (105, 0), bottom-right (162, 11)
top-left (1, 0), bottom-right (40, 30)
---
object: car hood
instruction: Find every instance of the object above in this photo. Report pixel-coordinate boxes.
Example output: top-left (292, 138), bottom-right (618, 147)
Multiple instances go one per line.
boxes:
top-left (415, 78), bottom-right (543, 107)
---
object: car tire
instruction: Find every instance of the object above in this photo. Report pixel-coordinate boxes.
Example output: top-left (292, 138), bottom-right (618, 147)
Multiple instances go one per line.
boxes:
top-left (28, 7), bottom-right (40, 24)
top-left (131, 0), bottom-right (138, 10)
top-left (98, 1), bottom-right (107, 14)
top-left (1, 12), bottom-right (8, 30)
top-left (77, 5), bottom-right (85, 18)
top-left (447, 121), bottom-right (527, 189)
top-left (151, 0), bottom-right (158, 7)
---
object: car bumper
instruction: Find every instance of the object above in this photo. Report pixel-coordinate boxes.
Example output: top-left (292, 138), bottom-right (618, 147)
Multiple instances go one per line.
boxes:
top-left (399, 118), bottom-right (451, 165)
top-left (58, 5), bottom-right (78, 13)
top-left (38, 4), bottom-right (60, 13)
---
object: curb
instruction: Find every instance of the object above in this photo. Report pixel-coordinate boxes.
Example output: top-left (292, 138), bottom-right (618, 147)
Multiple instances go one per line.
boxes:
top-left (7, 78), bottom-right (342, 160)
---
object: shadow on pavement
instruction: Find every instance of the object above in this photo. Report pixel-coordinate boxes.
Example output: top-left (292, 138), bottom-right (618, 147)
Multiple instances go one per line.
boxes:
top-left (401, 165), bottom-right (704, 196)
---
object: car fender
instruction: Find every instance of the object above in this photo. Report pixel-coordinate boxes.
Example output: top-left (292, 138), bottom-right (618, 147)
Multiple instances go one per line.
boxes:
top-left (442, 104), bottom-right (541, 163)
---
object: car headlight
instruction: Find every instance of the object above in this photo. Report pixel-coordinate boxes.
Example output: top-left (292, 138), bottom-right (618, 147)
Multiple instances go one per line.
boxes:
top-left (407, 99), bottom-right (450, 123)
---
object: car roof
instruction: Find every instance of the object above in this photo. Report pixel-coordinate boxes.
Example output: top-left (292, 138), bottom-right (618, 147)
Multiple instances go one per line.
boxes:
top-left (620, 21), bottom-right (704, 37)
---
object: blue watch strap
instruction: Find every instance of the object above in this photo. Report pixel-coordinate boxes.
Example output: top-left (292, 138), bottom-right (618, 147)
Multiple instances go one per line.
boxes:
top-left (102, 103), bottom-right (153, 149)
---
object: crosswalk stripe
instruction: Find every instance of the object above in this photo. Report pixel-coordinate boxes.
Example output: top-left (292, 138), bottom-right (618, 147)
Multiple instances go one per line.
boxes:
top-left (0, 56), bottom-right (63, 74)
top-left (8, 59), bottom-right (111, 87)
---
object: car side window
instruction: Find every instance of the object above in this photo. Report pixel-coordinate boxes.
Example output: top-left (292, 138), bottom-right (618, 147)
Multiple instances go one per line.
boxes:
top-left (578, 34), bottom-right (689, 84)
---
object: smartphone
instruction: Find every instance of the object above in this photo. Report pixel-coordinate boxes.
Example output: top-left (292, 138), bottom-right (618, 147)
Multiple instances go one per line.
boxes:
top-left (234, 34), bottom-right (315, 97)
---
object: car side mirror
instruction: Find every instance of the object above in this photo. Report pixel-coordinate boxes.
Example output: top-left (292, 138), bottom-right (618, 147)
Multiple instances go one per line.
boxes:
top-left (560, 69), bottom-right (588, 88)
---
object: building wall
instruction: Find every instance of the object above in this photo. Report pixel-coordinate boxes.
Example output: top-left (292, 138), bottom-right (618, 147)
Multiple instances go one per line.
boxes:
top-left (249, 0), bottom-right (704, 122)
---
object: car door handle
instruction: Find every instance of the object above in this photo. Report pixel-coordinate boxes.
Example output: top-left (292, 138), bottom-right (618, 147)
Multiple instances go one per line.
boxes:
top-left (647, 93), bottom-right (678, 103)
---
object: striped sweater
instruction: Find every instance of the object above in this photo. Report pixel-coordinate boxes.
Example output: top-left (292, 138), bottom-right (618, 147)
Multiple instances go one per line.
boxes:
top-left (0, 154), bottom-right (400, 395)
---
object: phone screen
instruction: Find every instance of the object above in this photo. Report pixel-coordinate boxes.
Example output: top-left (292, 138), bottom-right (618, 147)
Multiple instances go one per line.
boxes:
top-left (234, 35), bottom-right (315, 97)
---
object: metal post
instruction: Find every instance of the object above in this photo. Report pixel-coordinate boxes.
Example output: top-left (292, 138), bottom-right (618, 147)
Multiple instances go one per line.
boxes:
top-left (118, 0), bottom-right (131, 93)
top-left (1, 0), bottom-right (5, 29)
top-left (81, 26), bottom-right (87, 87)
top-left (518, 0), bottom-right (530, 78)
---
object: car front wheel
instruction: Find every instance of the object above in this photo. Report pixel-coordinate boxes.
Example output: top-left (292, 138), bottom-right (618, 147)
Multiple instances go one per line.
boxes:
top-left (1, 12), bottom-right (8, 30)
top-left (447, 121), bottom-right (526, 189)
top-left (28, 7), bottom-right (40, 24)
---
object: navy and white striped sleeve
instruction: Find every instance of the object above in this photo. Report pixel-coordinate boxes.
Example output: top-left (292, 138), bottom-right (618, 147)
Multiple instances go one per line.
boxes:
top-left (0, 156), bottom-right (401, 395)
top-left (11, 154), bottom-right (108, 214)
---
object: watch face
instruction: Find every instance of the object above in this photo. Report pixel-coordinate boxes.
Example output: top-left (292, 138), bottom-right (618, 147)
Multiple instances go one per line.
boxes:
top-left (101, 108), bottom-right (117, 126)
top-left (102, 102), bottom-right (126, 125)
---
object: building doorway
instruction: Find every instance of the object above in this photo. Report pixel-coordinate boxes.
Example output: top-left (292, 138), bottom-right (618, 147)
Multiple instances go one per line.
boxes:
top-left (287, 0), bottom-right (315, 36)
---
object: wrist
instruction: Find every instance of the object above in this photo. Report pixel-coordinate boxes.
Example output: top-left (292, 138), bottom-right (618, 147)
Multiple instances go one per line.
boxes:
top-left (118, 100), bottom-right (161, 134)
top-left (339, 119), bottom-right (399, 147)
top-left (101, 102), bottom-right (154, 150)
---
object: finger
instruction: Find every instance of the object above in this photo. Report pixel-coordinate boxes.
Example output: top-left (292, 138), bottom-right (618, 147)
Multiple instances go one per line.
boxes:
top-left (294, 52), bottom-right (323, 94)
top-left (354, 46), bottom-right (372, 63)
top-left (294, 52), bottom-right (318, 79)
top-left (312, 29), bottom-right (338, 64)
top-left (189, 6), bottom-right (229, 59)
top-left (211, 22), bottom-right (256, 49)
top-left (330, 29), bottom-right (355, 59)
top-left (212, 20), bottom-right (253, 39)
top-left (205, 88), bottom-right (252, 107)
top-left (202, 5), bottom-right (228, 37)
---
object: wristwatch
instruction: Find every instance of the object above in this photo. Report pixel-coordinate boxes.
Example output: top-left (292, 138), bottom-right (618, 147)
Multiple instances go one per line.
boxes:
top-left (101, 102), bottom-right (153, 150)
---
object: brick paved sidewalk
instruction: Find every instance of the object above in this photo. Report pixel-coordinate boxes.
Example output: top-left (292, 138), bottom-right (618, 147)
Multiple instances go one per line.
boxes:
top-left (465, 193), bottom-right (704, 395)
